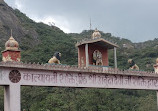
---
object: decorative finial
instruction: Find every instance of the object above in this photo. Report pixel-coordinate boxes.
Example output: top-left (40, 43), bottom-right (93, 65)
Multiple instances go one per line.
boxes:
top-left (2, 29), bottom-right (21, 62)
top-left (89, 18), bottom-right (93, 38)
top-left (5, 30), bottom-right (19, 51)
top-left (11, 29), bottom-right (12, 37)
top-left (90, 18), bottom-right (92, 30)
top-left (91, 28), bottom-right (101, 39)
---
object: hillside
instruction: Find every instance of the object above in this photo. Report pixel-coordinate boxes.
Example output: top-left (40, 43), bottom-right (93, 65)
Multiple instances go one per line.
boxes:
top-left (0, 0), bottom-right (158, 111)
top-left (0, 0), bottom-right (39, 47)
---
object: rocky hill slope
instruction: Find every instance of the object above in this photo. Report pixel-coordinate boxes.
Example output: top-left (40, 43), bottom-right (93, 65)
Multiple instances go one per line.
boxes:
top-left (0, 0), bottom-right (38, 46)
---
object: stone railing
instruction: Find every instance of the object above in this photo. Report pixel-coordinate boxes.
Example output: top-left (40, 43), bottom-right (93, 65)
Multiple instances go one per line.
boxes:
top-left (0, 61), bottom-right (157, 77)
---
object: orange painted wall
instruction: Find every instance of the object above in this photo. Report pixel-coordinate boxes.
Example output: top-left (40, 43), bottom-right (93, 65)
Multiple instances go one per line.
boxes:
top-left (88, 44), bottom-right (108, 66)
top-left (2, 51), bottom-right (21, 61)
top-left (78, 45), bottom-right (86, 67)
top-left (78, 43), bottom-right (108, 67)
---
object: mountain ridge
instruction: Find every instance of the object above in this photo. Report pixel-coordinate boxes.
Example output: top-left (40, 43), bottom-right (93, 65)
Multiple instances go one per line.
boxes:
top-left (0, 0), bottom-right (157, 51)
top-left (0, 1), bottom-right (157, 70)
top-left (0, 1), bottom-right (157, 111)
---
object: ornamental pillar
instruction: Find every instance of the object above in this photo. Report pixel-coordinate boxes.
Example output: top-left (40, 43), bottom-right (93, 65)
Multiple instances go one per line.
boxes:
top-left (114, 47), bottom-right (117, 68)
top-left (85, 44), bottom-right (89, 67)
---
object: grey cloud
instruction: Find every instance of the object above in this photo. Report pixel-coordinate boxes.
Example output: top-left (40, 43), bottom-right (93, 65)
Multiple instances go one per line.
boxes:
top-left (5, 0), bottom-right (158, 42)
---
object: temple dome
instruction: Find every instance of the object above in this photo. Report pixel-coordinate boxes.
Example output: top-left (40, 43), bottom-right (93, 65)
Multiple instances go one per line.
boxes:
top-left (5, 36), bottom-right (19, 51)
top-left (92, 28), bottom-right (101, 39)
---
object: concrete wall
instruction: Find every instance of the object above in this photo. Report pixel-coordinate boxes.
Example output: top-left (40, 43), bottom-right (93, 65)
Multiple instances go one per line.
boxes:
top-left (0, 62), bottom-right (158, 111)
top-left (2, 51), bottom-right (21, 62)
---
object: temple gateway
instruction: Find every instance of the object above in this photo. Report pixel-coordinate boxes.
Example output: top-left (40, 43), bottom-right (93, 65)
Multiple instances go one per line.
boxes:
top-left (0, 30), bottom-right (158, 111)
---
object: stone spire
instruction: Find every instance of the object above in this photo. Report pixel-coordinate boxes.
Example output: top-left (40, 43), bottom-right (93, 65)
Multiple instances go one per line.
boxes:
top-left (5, 35), bottom-right (19, 51)
top-left (2, 30), bottom-right (21, 62)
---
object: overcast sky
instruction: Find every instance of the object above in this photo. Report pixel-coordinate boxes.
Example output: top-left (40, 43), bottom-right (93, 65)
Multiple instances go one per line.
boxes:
top-left (4, 0), bottom-right (158, 42)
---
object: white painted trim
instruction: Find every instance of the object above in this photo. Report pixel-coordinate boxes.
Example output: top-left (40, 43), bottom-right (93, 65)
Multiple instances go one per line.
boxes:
top-left (85, 44), bottom-right (89, 67)
top-left (114, 47), bottom-right (117, 68)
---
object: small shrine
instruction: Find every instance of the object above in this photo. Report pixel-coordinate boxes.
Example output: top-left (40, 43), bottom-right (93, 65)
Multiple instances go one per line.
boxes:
top-left (2, 34), bottom-right (21, 62)
top-left (76, 29), bottom-right (119, 68)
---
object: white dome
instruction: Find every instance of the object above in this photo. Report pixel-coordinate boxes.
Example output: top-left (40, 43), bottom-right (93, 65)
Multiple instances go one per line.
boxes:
top-left (5, 36), bottom-right (19, 51)
top-left (92, 29), bottom-right (101, 39)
